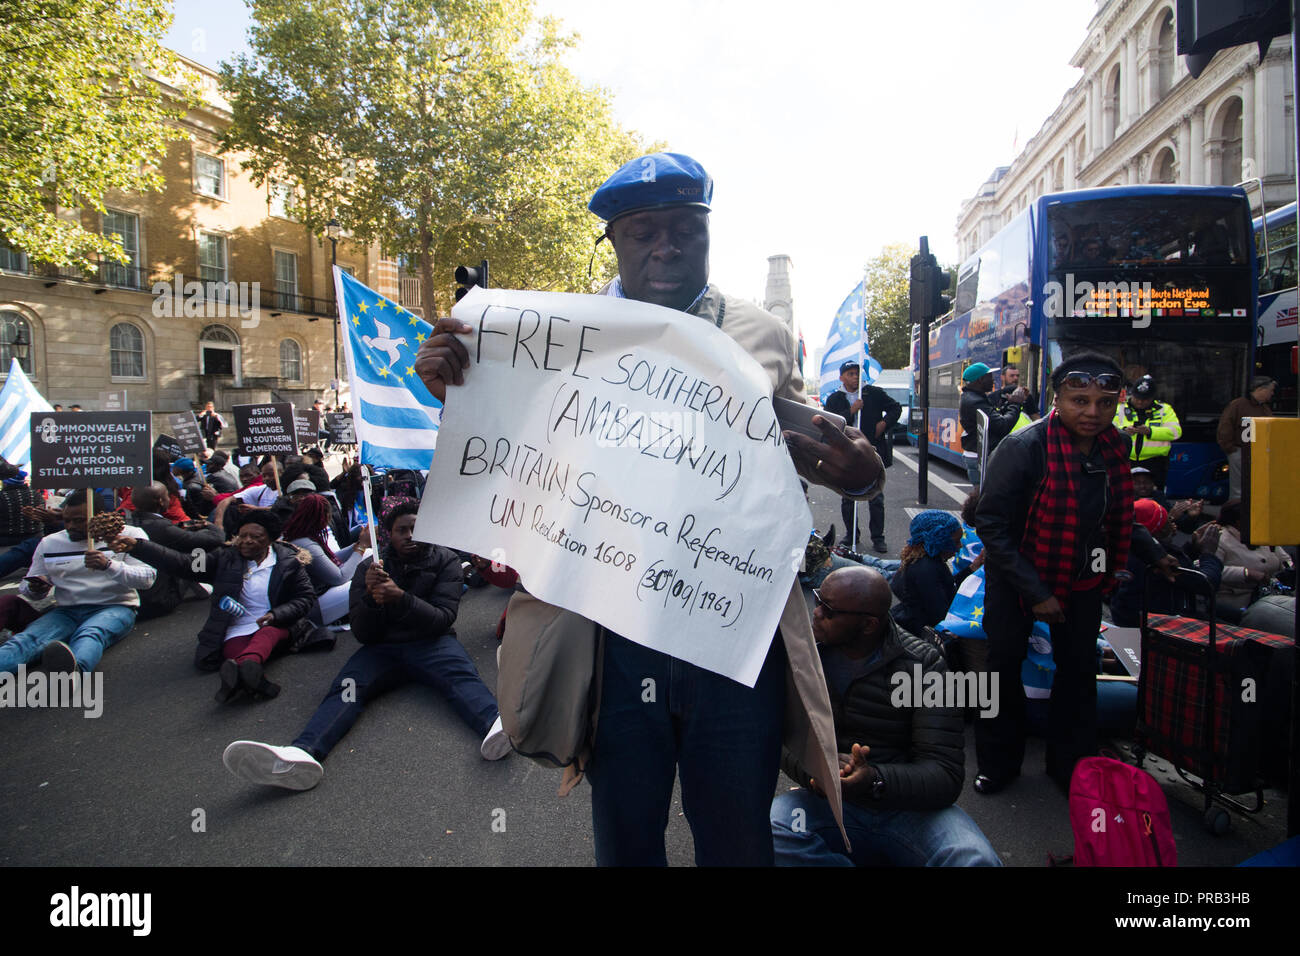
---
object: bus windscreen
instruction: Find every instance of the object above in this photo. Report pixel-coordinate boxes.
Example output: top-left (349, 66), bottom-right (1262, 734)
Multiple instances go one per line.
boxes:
top-left (1046, 197), bottom-right (1253, 319)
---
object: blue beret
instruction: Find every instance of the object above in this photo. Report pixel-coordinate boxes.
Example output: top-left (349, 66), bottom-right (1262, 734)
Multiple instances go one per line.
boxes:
top-left (171, 456), bottom-right (196, 473)
top-left (589, 152), bottom-right (713, 224)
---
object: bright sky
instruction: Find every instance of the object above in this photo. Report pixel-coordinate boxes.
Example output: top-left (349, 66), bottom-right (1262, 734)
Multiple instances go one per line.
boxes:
top-left (166, 0), bottom-right (1100, 362)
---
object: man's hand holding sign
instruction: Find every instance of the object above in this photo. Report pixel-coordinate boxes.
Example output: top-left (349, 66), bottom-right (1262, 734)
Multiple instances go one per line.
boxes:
top-left (413, 152), bottom-right (882, 867)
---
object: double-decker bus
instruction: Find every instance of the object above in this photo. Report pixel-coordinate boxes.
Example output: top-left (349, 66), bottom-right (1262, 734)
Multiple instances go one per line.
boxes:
top-left (1252, 200), bottom-right (1298, 413)
top-left (911, 184), bottom-right (1257, 500)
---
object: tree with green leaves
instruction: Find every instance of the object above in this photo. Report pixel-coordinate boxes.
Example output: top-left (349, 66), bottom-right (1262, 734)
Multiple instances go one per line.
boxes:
top-left (0, 0), bottom-right (197, 270)
top-left (863, 243), bottom-right (957, 369)
top-left (220, 0), bottom-right (654, 316)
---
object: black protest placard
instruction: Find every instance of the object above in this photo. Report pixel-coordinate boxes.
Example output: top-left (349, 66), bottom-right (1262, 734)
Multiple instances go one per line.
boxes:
top-left (325, 412), bottom-right (356, 444)
top-left (29, 412), bottom-right (153, 489)
top-left (98, 390), bottom-right (128, 411)
top-left (294, 409), bottom-right (321, 449)
top-left (154, 434), bottom-right (183, 462)
top-left (167, 412), bottom-right (206, 457)
top-left (233, 403), bottom-right (298, 457)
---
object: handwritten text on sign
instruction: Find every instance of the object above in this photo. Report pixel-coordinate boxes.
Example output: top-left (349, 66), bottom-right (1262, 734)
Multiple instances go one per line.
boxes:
top-left (415, 289), bottom-right (810, 686)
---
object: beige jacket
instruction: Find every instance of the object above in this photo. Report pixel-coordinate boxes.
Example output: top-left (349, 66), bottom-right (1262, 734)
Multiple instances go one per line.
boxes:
top-left (505, 285), bottom-right (884, 845)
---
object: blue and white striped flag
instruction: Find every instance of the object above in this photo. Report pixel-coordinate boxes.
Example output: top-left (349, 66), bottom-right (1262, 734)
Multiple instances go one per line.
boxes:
top-left (0, 359), bottom-right (52, 467)
top-left (334, 267), bottom-right (441, 471)
top-left (819, 279), bottom-right (883, 405)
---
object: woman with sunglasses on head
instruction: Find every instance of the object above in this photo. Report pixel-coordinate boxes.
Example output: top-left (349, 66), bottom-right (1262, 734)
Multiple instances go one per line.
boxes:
top-left (971, 351), bottom-right (1134, 794)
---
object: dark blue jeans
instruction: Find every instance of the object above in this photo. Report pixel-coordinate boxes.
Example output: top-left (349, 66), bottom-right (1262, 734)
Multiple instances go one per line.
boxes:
top-left (585, 631), bottom-right (786, 866)
top-left (292, 636), bottom-right (499, 760)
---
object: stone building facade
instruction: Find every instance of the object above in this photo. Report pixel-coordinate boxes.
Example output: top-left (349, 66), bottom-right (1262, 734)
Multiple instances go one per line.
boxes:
top-left (0, 54), bottom-right (409, 416)
top-left (956, 0), bottom-right (1295, 261)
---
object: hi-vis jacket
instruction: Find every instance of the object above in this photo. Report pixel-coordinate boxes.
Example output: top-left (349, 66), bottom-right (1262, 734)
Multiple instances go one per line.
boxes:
top-left (1114, 400), bottom-right (1181, 460)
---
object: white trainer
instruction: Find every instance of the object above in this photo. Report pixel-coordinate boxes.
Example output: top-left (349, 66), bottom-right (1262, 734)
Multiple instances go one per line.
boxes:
top-left (480, 716), bottom-right (512, 761)
top-left (223, 740), bottom-right (323, 791)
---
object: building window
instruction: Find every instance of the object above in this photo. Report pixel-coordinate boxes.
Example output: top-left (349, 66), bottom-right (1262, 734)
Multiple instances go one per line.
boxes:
top-left (1217, 98), bottom-right (1244, 186)
top-left (1156, 11), bottom-right (1175, 101)
top-left (280, 339), bottom-right (302, 381)
top-left (198, 232), bottom-right (228, 284)
top-left (101, 209), bottom-right (141, 289)
top-left (1153, 148), bottom-right (1177, 184)
top-left (269, 179), bottom-right (297, 220)
top-left (273, 249), bottom-right (298, 310)
top-left (110, 323), bottom-right (145, 379)
top-left (195, 151), bottom-right (225, 198)
top-left (0, 311), bottom-right (32, 374)
top-left (0, 242), bottom-right (27, 273)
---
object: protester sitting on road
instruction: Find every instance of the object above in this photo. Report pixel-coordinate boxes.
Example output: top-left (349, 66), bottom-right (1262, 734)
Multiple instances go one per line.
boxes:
top-left (113, 508), bottom-right (318, 701)
top-left (282, 492), bottom-right (372, 627)
top-left (1128, 466), bottom-right (1168, 510)
top-left (170, 457), bottom-right (215, 520)
top-left (952, 492), bottom-right (986, 575)
top-left (800, 527), bottom-right (900, 589)
top-left (127, 482), bottom-right (225, 621)
top-left (0, 501), bottom-right (64, 581)
top-left (0, 491), bottom-right (155, 676)
top-left (770, 566), bottom-right (1000, 866)
top-left (1110, 499), bottom-right (1223, 627)
top-left (1213, 500), bottom-right (1293, 621)
top-left (221, 500), bottom-right (511, 791)
top-left (230, 459), bottom-right (282, 509)
top-left (202, 450), bottom-right (239, 494)
top-left (972, 350), bottom-right (1134, 794)
top-left (890, 511), bottom-right (968, 639)
top-left (119, 449), bottom-right (190, 524)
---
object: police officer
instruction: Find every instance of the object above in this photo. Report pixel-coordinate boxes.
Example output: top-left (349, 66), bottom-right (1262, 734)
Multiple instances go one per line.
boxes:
top-left (1114, 375), bottom-right (1181, 491)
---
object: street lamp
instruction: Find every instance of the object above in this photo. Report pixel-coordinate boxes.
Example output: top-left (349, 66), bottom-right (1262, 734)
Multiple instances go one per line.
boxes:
top-left (326, 218), bottom-right (341, 406)
top-left (12, 328), bottom-right (30, 364)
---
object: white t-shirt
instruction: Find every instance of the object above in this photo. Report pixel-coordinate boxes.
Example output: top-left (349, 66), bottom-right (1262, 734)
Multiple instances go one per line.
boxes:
top-left (28, 527), bottom-right (155, 608)
top-left (224, 550), bottom-right (277, 640)
top-left (233, 484), bottom-right (280, 508)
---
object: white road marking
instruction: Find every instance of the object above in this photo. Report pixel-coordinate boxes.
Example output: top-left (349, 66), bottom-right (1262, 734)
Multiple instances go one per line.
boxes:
top-left (890, 446), bottom-right (969, 505)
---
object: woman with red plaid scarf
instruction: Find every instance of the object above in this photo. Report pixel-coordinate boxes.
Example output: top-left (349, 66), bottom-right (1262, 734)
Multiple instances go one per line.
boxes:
top-left (971, 351), bottom-right (1134, 794)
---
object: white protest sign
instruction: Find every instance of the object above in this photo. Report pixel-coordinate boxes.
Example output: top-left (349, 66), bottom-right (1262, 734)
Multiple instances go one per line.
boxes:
top-left (415, 288), bottom-right (811, 687)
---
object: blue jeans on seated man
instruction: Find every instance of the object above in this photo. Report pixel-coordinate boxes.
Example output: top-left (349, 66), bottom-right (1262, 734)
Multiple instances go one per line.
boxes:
top-left (292, 635), bottom-right (500, 761)
top-left (586, 631), bottom-right (786, 866)
top-left (770, 788), bottom-right (1002, 866)
top-left (0, 604), bottom-right (138, 674)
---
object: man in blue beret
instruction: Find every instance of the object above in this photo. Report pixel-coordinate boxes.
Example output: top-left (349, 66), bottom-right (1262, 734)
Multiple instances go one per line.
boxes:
top-left (415, 152), bottom-right (883, 865)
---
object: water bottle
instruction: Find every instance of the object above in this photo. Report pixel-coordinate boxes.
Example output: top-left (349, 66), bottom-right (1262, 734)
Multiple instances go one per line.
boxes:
top-left (219, 595), bottom-right (247, 617)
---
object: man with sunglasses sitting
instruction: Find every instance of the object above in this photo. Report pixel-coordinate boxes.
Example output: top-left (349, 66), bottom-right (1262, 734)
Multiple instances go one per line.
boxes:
top-left (769, 566), bottom-right (1001, 866)
top-left (973, 351), bottom-right (1133, 794)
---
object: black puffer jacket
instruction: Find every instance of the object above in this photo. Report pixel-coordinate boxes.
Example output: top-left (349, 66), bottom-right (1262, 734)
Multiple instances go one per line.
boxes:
top-left (782, 618), bottom-right (965, 811)
top-left (131, 539), bottom-right (317, 670)
top-left (349, 542), bottom-right (462, 645)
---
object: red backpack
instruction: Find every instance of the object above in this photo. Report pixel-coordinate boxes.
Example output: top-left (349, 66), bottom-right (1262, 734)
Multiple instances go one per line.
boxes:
top-left (1068, 756), bottom-right (1177, 866)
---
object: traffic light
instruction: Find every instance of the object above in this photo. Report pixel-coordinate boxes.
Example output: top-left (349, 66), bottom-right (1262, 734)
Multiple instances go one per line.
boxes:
top-left (454, 258), bottom-right (489, 302)
top-left (909, 238), bottom-right (951, 325)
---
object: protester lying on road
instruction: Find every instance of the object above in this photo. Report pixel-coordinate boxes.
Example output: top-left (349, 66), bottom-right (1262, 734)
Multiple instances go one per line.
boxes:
top-left (221, 500), bottom-right (511, 791)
